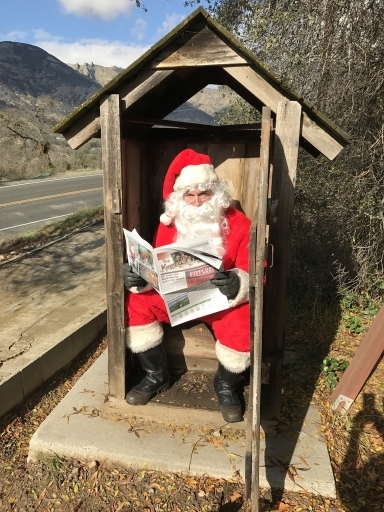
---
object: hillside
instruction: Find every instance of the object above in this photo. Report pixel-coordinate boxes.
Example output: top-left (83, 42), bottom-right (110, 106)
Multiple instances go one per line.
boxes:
top-left (0, 42), bottom-right (99, 112)
top-left (0, 42), bottom-right (231, 181)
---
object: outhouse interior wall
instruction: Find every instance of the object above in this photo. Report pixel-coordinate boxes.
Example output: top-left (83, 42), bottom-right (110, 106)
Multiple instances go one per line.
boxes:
top-left (121, 137), bottom-right (262, 243)
top-left (120, 135), bottom-right (262, 370)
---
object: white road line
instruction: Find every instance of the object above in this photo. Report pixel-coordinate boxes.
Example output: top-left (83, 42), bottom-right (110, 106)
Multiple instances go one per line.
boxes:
top-left (0, 174), bottom-right (103, 188)
top-left (0, 214), bottom-right (73, 231)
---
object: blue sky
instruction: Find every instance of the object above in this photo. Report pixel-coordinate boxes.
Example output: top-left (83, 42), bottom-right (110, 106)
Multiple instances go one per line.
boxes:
top-left (0, 0), bottom-right (209, 68)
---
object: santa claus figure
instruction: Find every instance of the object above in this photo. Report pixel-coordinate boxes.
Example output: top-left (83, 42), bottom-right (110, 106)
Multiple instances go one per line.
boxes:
top-left (123, 149), bottom-right (251, 423)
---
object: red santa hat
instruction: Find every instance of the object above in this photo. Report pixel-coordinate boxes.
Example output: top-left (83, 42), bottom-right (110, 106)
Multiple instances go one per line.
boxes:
top-left (160, 149), bottom-right (218, 225)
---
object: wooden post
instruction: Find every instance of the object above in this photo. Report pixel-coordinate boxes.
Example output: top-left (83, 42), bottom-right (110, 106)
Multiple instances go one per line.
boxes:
top-left (262, 101), bottom-right (301, 421)
top-left (331, 303), bottom-right (384, 413)
top-left (100, 94), bottom-right (126, 399)
top-left (245, 107), bottom-right (272, 508)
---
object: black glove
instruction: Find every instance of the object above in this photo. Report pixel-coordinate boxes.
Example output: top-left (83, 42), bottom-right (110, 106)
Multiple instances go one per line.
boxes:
top-left (211, 271), bottom-right (240, 298)
top-left (123, 264), bottom-right (147, 290)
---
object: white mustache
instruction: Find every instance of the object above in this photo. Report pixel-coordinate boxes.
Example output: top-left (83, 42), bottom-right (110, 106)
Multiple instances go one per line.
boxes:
top-left (178, 202), bottom-right (216, 220)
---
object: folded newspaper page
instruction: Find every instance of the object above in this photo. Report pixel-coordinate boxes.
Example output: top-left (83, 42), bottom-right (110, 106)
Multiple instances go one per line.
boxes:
top-left (123, 228), bottom-right (230, 326)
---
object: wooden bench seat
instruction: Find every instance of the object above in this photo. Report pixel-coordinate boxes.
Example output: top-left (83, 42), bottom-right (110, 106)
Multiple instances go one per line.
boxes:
top-left (162, 321), bottom-right (218, 372)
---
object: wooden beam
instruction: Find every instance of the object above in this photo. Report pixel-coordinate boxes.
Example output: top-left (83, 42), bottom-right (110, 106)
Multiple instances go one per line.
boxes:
top-left (331, 304), bottom-right (384, 413)
top-left (119, 69), bottom-right (175, 112)
top-left (121, 68), bottom-right (211, 122)
top-left (123, 117), bottom-right (260, 131)
top-left (152, 26), bottom-right (248, 68)
top-left (100, 94), bottom-right (126, 400)
top-left (63, 107), bottom-right (101, 150)
top-left (223, 66), bottom-right (343, 160)
top-left (246, 106), bottom-right (272, 507)
top-left (122, 126), bottom-right (262, 145)
top-left (63, 70), bottom-right (175, 150)
top-left (262, 100), bottom-right (301, 421)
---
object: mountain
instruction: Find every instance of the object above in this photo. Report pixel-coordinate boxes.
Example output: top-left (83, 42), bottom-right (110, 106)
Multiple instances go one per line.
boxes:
top-left (0, 41), bottom-right (104, 180)
top-left (0, 42), bottom-right (99, 112)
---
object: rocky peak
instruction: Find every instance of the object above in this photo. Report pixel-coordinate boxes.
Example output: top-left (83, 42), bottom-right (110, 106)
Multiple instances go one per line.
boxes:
top-left (68, 62), bottom-right (124, 87)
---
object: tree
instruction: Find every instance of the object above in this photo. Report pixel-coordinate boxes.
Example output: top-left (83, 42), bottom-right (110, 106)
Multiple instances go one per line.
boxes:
top-left (189, 0), bottom-right (384, 302)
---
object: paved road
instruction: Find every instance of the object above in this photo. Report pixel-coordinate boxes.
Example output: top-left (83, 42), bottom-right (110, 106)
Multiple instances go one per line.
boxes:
top-left (0, 173), bottom-right (103, 239)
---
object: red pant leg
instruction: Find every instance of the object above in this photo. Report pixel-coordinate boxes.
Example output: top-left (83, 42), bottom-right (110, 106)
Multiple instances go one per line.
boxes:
top-left (126, 290), bottom-right (170, 327)
top-left (201, 303), bottom-right (250, 352)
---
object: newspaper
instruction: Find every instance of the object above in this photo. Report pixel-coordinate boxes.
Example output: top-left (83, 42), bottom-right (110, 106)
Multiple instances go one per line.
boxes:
top-left (123, 228), bottom-right (230, 326)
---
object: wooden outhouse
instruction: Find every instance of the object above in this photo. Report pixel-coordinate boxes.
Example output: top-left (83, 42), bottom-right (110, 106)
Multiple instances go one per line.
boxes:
top-left (53, 7), bottom-right (349, 427)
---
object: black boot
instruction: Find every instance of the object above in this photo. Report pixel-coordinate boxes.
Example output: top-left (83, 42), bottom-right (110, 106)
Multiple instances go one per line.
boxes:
top-left (126, 344), bottom-right (170, 406)
top-left (214, 363), bottom-right (243, 423)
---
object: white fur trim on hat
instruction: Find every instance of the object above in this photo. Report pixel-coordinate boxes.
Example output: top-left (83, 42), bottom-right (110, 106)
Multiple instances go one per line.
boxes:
top-left (125, 321), bottom-right (163, 353)
top-left (215, 340), bottom-right (250, 373)
top-left (228, 268), bottom-right (249, 308)
top-left (174, 164), bottom-right (217, 191)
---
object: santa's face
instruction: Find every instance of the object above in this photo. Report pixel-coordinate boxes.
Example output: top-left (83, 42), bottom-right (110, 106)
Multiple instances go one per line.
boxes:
top-left (183, 188), bottom-right (212, 206)
top-left (163, 181), bottom-right (231, 255)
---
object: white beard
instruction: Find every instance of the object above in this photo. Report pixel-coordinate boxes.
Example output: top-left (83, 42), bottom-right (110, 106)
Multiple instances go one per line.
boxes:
top-left (174, 200), bottom-right (226, 256)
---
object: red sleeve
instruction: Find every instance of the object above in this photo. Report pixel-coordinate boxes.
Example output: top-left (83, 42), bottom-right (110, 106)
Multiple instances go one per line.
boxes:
top-left (234, 229), bottom-right (250, 272)
top-left (152, 223), bottom-right (177, 248)
top-left (222, 208), bottom-right (251, 273)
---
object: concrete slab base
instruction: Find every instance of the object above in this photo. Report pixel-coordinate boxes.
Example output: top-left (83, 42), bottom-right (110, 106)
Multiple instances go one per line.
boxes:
top-left (28, 351), bottom-right (336, 498)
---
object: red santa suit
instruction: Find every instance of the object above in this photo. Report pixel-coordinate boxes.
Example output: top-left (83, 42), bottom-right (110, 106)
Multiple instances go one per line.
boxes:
top-left (125, 152), bottom-right (252, 373)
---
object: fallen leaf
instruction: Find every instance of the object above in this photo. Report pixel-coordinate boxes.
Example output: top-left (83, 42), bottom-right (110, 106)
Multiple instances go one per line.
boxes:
top-left (297, 456), bottom-right (310, 467)
top-left (230, 492), bottom-right (242, 502)
top-left (117, 475), bottom-right (133, 485)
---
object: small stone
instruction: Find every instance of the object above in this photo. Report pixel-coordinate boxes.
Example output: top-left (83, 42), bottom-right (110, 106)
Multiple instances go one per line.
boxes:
top-left (198, 490), bottom-right (205, 497)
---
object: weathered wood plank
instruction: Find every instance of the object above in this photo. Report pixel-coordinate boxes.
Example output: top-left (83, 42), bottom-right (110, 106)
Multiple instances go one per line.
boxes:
top-left (261, 100), bottom-right (301, 421)
top-left (100, 94), bottom-right (126, 400)
top-left (63, 108), bottom-right (101, 150)
top-left (301, 112), bottom-right (342, 161)
top-left (245, 107), bottom-right (271, 507)
top-left (152, 26), bottom-right (248, 68)
top-left (119, 69), bottom-right (175, 112)
top-left (209, 144), bottom-right (246, 206)
top-left (163, 322), bottom-right (216, 361)
top-left (331, 304), bottom-right (384, 413)
top-left (242, 145), bottom-right (261, 220)
top-left (122, 139), bottom-right (141, 233)
top-left (122, 126), bottom-right (262, 145)
top-left (124, 117), bottom-right (260, 131)
top-left (64, 70), bottom-right (174, 150)
top-left (223, 66), bottom-right (343, 160)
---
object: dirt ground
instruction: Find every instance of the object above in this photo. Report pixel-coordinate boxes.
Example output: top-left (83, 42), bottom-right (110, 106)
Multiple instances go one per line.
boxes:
top-left (0, 229), bottom-right (383, 511)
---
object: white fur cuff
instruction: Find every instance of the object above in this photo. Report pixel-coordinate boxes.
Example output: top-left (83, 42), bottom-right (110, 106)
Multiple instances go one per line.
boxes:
top-left (215, 340), bottom-right (250, 373)
top-left (228, 268), bottom-right (249, 308)
top-left (126, 321), bottom-right (163, 353)
top-left (130, 282), bottom-right (153, 294)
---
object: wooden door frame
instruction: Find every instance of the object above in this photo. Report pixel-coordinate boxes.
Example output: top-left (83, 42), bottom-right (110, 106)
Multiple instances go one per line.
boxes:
top-left (245, 106), bottom-right (272, 507)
